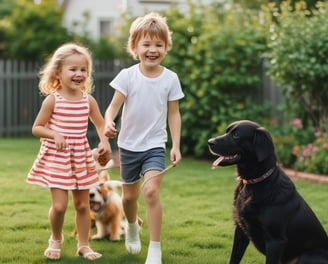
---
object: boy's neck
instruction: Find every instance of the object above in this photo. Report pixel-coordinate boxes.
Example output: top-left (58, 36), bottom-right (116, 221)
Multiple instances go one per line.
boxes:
top-left (139, 64), bottom-right (163, 78)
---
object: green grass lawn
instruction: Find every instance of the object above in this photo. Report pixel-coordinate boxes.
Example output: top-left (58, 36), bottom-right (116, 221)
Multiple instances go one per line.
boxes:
top-left (0, 138), bottom-right (327, 264)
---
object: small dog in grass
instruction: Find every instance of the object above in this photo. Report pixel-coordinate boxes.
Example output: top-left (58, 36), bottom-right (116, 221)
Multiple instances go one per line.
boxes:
top-left (89, 181), bottom-right (125, 241)
top-left (72, 148), bottom-right (120, 239)
top-left (73, 148), bottom-right (142, 240)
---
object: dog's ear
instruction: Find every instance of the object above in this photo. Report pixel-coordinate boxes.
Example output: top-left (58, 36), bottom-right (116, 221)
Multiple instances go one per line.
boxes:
top-left (254, 127), bottom-right (275, 162)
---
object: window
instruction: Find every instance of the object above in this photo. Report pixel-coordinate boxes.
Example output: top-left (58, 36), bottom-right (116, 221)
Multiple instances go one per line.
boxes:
top-left (99, 19), bottom-right (112, 36)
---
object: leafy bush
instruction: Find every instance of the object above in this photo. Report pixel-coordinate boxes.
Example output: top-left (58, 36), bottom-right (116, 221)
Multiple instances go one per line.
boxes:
top-left (292, 132), bottom-right (328, 174)
top-left (0, 0), bottom-right (119, 60)
top-left (267, 118), bottom-right (315, 168)
top-left (161, 3), bottom-right (269, 156)
top-left (4, 0), bottom-right (70, 60)
top-left (267, 1), bottom-right (328, 133)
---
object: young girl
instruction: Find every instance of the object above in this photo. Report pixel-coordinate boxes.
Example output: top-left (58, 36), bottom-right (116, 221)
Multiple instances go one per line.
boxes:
top-left (104, 12), bottom-right (184, 264)
top-left (27, 43), bottom-right (110, 260)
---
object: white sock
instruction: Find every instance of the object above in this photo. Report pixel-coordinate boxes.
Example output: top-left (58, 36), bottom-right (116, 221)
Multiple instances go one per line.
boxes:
top-left (125, 221), bottom-right (141, 254)
top-left (145, 241), bottom-right (162, 264)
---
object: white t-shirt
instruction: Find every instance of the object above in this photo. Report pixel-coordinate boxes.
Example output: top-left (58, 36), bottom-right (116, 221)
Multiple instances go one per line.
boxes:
top-left (110, 64), bottom-right (184, 152)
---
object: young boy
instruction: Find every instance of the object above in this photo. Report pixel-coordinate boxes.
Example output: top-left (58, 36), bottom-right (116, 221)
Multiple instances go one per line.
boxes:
top-left (104, 12), bottom-right (184, 264)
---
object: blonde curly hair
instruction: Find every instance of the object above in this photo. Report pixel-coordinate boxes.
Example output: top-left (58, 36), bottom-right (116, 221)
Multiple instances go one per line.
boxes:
top-left (127, 12), bottom-right (172, 60)
top-left (38, 43), bottom-right (94, 95)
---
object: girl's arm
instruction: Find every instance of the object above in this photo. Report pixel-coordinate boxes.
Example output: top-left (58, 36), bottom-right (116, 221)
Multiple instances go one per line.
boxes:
top-left (88, 95), bottom-right (111, 155)
top-left (104, 90), bottom-right (125, 138)
top-left (32, 94), bottom-right (68, 151)
top-left (168, 100), bottom-right (182, 165)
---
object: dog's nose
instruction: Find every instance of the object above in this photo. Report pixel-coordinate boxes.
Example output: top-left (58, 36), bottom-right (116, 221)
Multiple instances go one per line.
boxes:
top-left (208, 138), bottom-right (215, 145)
top-left (90, 193), bottom-right (95, 198)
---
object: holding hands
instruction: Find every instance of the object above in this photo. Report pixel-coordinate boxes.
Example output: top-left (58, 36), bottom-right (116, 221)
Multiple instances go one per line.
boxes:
top-left (104, 121), bottom-right (118, 138)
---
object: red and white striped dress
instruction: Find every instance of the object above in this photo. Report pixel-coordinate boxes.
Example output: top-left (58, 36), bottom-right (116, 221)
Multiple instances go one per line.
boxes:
top-left (27, 91), bottom-right (98, 190)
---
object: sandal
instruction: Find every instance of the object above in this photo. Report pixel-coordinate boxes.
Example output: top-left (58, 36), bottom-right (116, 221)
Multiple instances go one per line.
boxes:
top-left (77, 245), bottom-right (102, 260)
top-left (44, 234), bottom-right (64, 260)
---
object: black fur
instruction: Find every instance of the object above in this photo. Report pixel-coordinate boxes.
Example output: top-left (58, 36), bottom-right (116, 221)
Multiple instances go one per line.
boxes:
top-left (208, 120), bottom-right (328, 264)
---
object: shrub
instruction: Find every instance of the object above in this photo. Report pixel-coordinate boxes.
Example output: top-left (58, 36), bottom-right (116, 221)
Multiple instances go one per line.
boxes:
top-left (293, 133), bottom-right (328, 174)
top-left (267, 1), bottom-right (328, 133)
top-left (267, 118), bottom-right (315, 168)
top-left (162, 3), bottom-right (269, 156)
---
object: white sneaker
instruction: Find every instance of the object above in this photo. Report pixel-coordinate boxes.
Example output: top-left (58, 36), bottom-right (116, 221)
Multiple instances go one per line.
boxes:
top-left (145, 241), bottom-right (162, 264)
top-left (145, 252), bottom-right (162, 264)
top-left (125, 222), bottom-right (141, 254)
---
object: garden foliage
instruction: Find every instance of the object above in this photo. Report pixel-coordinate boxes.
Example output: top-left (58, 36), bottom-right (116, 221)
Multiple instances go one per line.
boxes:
top-left (0, 0), bottom-right (116, 60)
top-left (162, 3), bottom-right (270, 156)
top-left (267, 1), bottom-right (328, 133)
top-left (1, 0), bottom-right (328, 173)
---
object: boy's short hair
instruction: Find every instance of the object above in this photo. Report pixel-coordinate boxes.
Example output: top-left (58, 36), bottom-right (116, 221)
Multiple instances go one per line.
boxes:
top-left (127, 12), bottom-right (172, 60)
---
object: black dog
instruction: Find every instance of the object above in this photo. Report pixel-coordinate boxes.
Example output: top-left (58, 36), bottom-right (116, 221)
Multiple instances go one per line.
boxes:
top-left (208, 120), bottom-right (328, 264)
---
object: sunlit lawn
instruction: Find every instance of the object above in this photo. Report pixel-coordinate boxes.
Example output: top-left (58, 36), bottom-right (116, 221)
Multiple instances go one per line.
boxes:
top-left (0, 138), bottom-right (327, 263)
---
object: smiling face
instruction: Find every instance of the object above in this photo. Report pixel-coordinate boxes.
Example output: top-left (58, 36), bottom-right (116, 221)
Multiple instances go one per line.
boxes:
top-left (132, 34), bottom-right (166, 71)
top-left (57, 53), bottom-right (88, 94)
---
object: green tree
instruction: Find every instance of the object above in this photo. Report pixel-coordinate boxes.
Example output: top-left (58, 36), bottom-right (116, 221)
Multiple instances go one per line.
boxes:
top-left (5, 0), bottom-right (70, 59)
top-left (0, 0), bottom-right (14, 17)
top-left (0, 0), bottom-right (14, 57)
top-left (234, 0), bottom-right (321, 10)
top-left (267, 1), bottom-right (328, 133)
top-left (163, 3), bottom-right (269, 156)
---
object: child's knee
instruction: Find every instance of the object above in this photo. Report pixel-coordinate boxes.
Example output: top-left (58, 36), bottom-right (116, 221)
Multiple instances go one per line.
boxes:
top-left (74, 201), bottom-right (89, 212)
top-left (143, 187), bottom-right (160, 204)
top-left (51, 203), bottom-right (67, 214)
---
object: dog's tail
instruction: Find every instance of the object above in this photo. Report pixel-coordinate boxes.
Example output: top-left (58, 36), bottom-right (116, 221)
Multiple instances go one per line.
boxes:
top-left (104, 180), bottom-right (123, 192)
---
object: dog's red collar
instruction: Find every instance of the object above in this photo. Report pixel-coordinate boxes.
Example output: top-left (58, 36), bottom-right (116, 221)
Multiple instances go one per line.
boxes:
top-left (238, 167), bottom-right (276, 184)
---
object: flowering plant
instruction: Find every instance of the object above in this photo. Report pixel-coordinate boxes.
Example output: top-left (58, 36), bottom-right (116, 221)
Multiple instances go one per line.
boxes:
top-left (293, 133), bottom-right (328, 175)
top-left (269, 118), bottom-right (315, 168)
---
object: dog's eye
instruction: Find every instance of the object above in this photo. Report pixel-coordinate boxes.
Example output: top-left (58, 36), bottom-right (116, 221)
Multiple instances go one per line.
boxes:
top-left (232, 131), bottom-right (240, 139)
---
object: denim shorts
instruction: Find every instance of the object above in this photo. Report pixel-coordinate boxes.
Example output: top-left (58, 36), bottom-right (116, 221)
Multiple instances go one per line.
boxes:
top-left (119, 147), bottom-right (166, 184)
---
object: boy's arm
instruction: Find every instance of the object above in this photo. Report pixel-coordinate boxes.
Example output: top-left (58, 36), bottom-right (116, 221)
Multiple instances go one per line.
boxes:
top-left (104, 90), bottom-right (125, 138)
top-left (168, 100), bottom-right (182, 165)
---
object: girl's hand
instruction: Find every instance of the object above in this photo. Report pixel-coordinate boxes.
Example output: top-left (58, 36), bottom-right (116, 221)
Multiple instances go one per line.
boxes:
top-left (104, 121), bottom-right (118, 138)
top-left (97, 141), bottom-right (111, 166)
top-left (97, 140), bottom-right (111, 156)
top-left (54, 133), bottom-right (68, 152)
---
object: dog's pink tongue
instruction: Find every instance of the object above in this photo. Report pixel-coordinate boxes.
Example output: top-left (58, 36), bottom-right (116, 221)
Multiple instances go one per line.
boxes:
top-left (212, 156), bottom-right (224, 168)
top-left (93, 204), bottom-right (101, 211)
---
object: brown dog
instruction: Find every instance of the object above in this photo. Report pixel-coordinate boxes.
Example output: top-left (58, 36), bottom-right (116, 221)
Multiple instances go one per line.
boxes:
top-left (89, 182), bottom-right (125, 241)
top-left (72, 148), bottom-right (118, 238)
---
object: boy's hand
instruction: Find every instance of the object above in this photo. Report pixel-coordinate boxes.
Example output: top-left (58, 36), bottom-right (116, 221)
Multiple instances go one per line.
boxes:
top-left (104, 121), bottom-right (118, 138)
top-left (170, 147), bottom-right (182, 166)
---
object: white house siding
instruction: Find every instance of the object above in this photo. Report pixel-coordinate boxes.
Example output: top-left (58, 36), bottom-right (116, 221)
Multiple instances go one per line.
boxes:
top-left (61, 0), bottom-right (216, 40)
top-left (62, 0), bottom-right (124, 40)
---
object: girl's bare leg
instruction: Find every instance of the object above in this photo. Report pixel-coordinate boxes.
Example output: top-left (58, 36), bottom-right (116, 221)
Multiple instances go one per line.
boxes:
top-left (72, 189), bottom-right (101, 260)
top-left (45, 188), bottom-right (68, 259)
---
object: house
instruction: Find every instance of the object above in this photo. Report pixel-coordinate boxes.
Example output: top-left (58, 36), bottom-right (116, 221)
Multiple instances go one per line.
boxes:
top-left (59, 0), bottom-right (216, 40)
